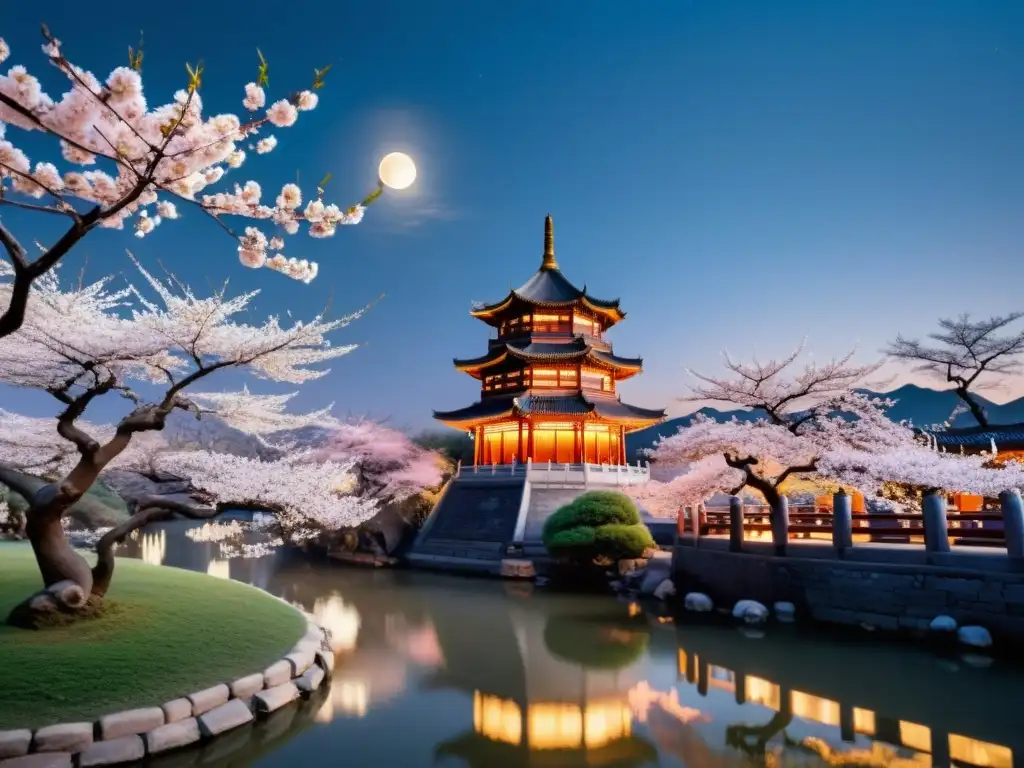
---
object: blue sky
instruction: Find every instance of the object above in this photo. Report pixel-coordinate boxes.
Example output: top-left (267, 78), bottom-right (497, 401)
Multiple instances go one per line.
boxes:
top-left (2, 0), bottom-right (1023, 431)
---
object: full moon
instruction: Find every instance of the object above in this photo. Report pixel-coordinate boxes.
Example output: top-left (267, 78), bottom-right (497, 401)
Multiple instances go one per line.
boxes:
top-left (378, 152), bottom-right (417, 190)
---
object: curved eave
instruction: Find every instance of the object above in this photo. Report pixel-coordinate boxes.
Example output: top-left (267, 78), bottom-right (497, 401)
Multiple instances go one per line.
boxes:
top-left (586, 395), bottom-right (667, 431)
top-left (589, 349), bottom-right (643, 379)
top-left (469, 293), bottom-right (517, 320)
top-left (580, 295), bottom-right (625, 324)
top-left (453, 349), bottom-right (509, 377)
top-left (433, 398), bottom-right (517, 428)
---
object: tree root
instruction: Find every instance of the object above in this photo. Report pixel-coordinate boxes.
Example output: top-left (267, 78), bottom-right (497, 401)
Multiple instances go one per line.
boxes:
top-left (6, 580), bottom-right (108, 629)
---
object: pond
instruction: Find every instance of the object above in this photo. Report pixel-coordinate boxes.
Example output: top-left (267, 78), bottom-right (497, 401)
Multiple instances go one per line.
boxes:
top-left (116, 521), bottom-right (1023, 767)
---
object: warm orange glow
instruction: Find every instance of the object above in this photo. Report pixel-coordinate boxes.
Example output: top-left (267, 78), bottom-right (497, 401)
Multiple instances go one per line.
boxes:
top-left (474, 692), bottom-right (522, 745)
top-left (899, 721), bottom-right (932, 753)
top-left (708, 665), bottom-right (736, 693)
top-left (528, 703), bottom-right (583, 749)
top-left (854, 707), bottom-right (876, 736)
top-left (949, 734), bottom-right (1013, 768)
top-left (791, 691), bottom-right (841, 727)
top-left (582, 701), bottom-right (632, 748)
top-left (954, 493), bottom-right (984, 512)
top-left (745, 676), bottom-right (782, 710)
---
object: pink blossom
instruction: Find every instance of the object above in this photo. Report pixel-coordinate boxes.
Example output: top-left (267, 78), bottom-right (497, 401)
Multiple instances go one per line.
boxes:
top-left (156, 200), bottom-right (179, 219)
top-left (269, 236), bottom-right (284, 250)
top-left (276, 183), bottom-right (302, 210)
top-left (226, 150), bottom-right (246, 168)
top-left (0, 39), bottom-right (9, 65)
top-left (266, 99), bottom-right (298, 128)
top-left (243, 82), bottom-right (266, 111)
top-left (296, 91), bottom-right (319, 111)
top-left (304, 199), bottom-right (325, 222)
top-left (255, 135), bottom-right (277, 154)
top-left (105, 67), bottom-right (143, 105)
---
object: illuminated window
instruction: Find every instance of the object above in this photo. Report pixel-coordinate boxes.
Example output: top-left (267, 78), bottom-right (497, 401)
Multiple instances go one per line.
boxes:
top-left (528, 703), bottom-right (583, 750)
top-left (949, 734), bottom-right (1013, 768)
top-left (474, 692), bottom-right (522, 745)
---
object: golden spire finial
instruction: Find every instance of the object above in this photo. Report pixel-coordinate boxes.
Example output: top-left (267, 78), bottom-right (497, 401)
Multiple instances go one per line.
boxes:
top-left (542, 214), bottom-right (558, 270)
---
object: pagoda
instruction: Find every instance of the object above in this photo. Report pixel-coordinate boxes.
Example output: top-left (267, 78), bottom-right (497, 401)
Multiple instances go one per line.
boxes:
top-left (434, 215), bottom-right (665, 466)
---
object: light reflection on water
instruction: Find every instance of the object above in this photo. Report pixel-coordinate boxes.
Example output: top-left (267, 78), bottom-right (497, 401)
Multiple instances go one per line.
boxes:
top-left (115, 521), bottom-right (1021, 768)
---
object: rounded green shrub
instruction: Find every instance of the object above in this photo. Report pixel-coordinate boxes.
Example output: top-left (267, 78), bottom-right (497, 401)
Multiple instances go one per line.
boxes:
top-left (541, 491), bottom-right (653, 564)
top-left (542, 490), bottom-right (640, 538)
top-left (593, 523), bottom-right (656, 560)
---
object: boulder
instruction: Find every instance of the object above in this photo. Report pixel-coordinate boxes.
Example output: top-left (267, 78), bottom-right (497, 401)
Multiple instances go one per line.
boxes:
top-left (263, 660), bottom-right (293, 688)
top-left (230, 673), bottom-right (266, 701)
top-left (253, 682), bottom-right (300, 714)
top-left (773, 602), bottom-right (796, 623)
top-left (197, 699), bottom-right (254, 738)
top-left (957, 625), bottom-right (993, 649)
top-left (32, 723), bottom-right (92, 753)
top-left (929, 615), bottom-right (958, 633)
top-left (284, 649), bottom-right (315, 677)
top-left (161, 698), bottom-right (192, 724)
top-left (295, 664), bottom-right (326, 694)
top-left (0, 730), bottom-right (32, 759)
top-left (187, 684), bottom-right (229, 716)
top-left (653, 579), bottom-right (676, 601)
top-left (144, 718), bottom-right (200, 754)
top-left (732, 599), bottom-right (769, 625)
top-left (77, 735), bottom-right (145, 767)
top-left (98, 707), bottom-right (164, 740)
top-left (683, 592), bottom-right (714, 612)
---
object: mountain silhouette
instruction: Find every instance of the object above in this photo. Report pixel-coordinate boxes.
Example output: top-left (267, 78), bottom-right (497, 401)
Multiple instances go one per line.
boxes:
top-left (625, 384), bottom-right (1024, 460)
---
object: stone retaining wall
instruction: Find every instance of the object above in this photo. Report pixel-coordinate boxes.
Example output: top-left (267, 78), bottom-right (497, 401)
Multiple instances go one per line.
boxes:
top-left (672, 544), bottom-right (1024, 640)
top-left (0, 610), bottom-right (335, 767)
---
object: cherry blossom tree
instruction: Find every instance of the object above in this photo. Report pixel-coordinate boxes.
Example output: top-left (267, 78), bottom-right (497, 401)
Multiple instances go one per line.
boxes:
top-left (314, 420), bottom-right (444, 504)
top-left (0, 27), bottom-right (383, 338)
top-left (0, 256), bottom-right (372, 626)
top-left (886, 313), bottom-right (1024, 427)
top-left (643, 343), bottom-right (910, 552)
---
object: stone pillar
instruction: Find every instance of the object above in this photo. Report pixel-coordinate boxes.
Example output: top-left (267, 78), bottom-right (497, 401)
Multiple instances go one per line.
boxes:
top-left (771, 496), bottom-right (789, 555)
top-left (729, 495), bottom-right (744, 552)
top-left (573, 424), bottom-right (582, 463)
top-left (832, 490), bottom-right (853, 553)
top-left (922, 490), bottom-right (951, 553)
top-left (1001, 489), bottom-right (1024, 558)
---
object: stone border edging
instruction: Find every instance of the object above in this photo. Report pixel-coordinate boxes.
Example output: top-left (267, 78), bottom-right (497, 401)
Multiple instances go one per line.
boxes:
top-left (0, 606), bottom-right (335, 767)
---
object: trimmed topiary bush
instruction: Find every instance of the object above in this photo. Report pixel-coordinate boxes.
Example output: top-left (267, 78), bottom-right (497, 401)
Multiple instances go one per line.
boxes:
top-left (542, 491), bottom-right (654, 564)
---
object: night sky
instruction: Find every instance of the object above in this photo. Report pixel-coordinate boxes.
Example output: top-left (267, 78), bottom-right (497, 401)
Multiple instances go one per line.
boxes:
top-left (2, 0), bottom-right (1023, 432)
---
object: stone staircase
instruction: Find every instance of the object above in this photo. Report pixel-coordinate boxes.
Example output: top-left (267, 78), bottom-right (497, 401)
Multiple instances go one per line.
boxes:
top-left (407, 476), bottom-right (526, 574)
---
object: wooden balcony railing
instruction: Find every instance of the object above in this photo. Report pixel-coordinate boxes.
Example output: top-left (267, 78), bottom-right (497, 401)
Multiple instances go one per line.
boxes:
top-left (677, 491), bottom-right (1024, 557)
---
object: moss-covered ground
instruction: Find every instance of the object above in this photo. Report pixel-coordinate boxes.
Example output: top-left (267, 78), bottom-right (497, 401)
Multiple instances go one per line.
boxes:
top-left (0, 542), bottom-right (305, 728)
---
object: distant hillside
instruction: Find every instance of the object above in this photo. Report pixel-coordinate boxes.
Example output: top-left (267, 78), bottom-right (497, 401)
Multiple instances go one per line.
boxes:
top-left (625, 384), bottom-right (1024, 461)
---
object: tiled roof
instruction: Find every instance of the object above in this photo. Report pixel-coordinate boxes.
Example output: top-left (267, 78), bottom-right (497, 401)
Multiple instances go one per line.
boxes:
top-left (433, 392), bottom-right (666, 427)
top-left (453, 338), bottom-right (643, 373)
top-left (926, 423), bottom-right (1024, 449)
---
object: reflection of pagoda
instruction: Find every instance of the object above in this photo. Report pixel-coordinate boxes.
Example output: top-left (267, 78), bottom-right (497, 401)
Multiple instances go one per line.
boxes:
top-left (424, 590), bottom-right (658, 768)
top-left (434, 216), bottom-right (665, 466)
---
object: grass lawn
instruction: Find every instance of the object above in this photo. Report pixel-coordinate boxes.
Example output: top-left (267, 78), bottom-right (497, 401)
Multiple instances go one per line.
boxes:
top-left (0, 542), bottom-right (307, 729)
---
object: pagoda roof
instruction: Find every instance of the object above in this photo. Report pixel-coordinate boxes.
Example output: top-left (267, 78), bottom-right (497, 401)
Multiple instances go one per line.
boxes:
top-left (924, 422), bottom-right (1024, 451)
top-left (433, 392), bottom-right (666, 430)
top-left (469, 216), bottom-right (625, 325)
top-left (454, 338), bottom-right (643, 379)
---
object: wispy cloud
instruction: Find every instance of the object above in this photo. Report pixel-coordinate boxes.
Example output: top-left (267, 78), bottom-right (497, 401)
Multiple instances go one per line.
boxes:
top-left (389, 202), bottom-right (463, 231)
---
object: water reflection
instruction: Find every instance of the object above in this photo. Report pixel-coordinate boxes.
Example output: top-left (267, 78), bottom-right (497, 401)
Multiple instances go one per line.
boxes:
top-left (114, 522), bottom-right (1023, 768)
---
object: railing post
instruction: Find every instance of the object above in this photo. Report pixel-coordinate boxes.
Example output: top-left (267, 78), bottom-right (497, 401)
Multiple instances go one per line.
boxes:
top-left (510, 458), bottom-right (516, 475)
top-left (1000, 489), bottom-right (1024, 558)
top-left (922, 489), bottom-right (951, 553)
top-left (728, 495), bottom-right (744, 552)
top-left (771, 496), bottom-right (789, 555)
top-left (832, 489), bottom-right (853, 553)
top-left (455, 459), bottom-right (462, 478)
top-left (491, 462), bottom-right (496, 476)
top-left (583, 462), bottom-right (591, 488)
